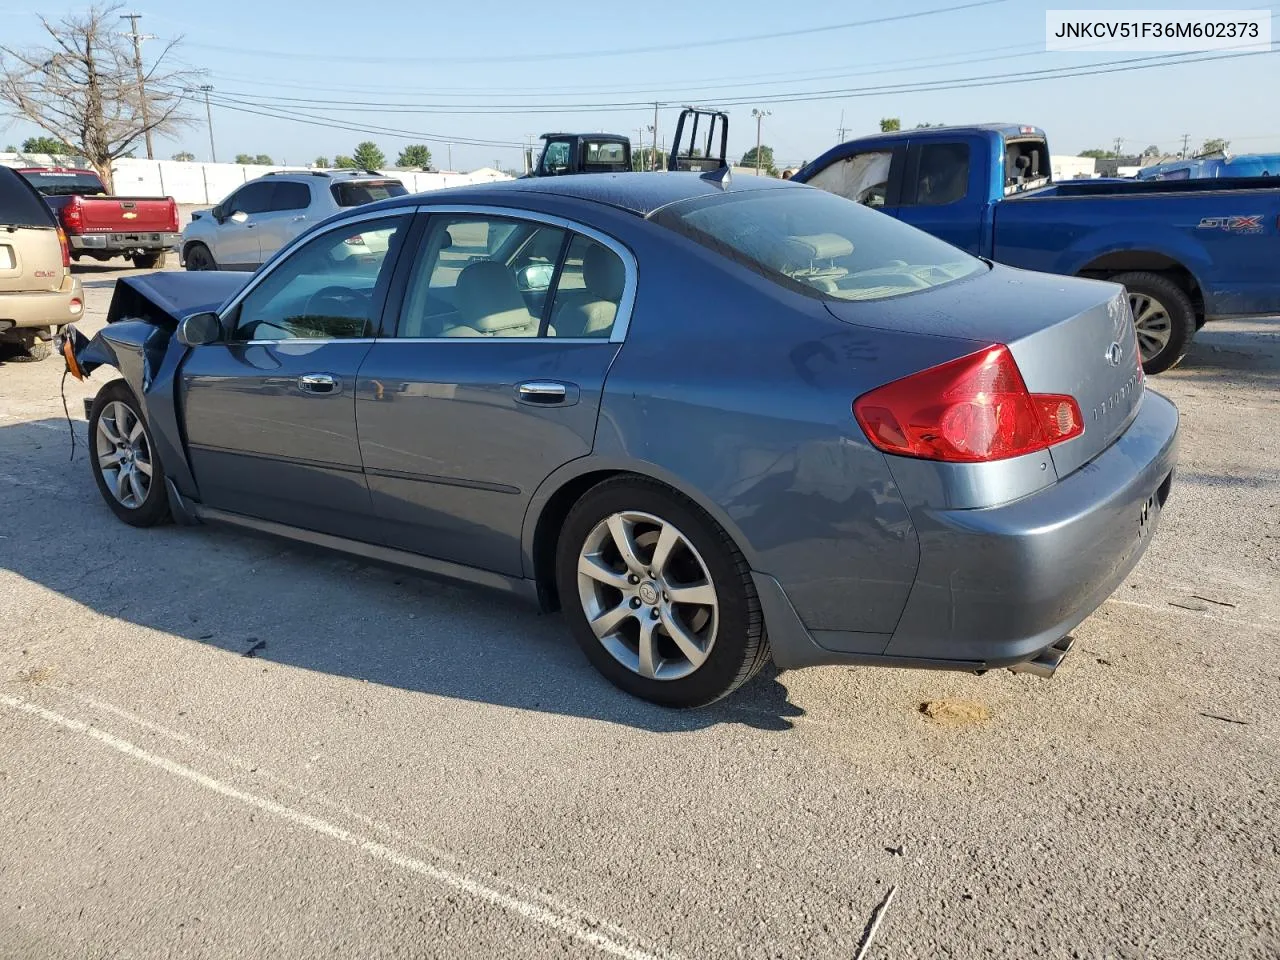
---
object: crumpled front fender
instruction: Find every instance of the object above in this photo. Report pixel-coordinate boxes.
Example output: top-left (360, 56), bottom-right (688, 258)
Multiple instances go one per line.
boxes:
top-left (58, 320), bottom-right (202, 511)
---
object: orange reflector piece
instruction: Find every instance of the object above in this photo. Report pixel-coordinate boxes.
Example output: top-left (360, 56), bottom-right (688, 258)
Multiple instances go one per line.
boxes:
top-left (62, 337), bottom-right (84, 380)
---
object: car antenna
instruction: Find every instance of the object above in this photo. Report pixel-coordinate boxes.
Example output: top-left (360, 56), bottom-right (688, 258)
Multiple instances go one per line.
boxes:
top-left (700, 166), bottom-right (731, 188)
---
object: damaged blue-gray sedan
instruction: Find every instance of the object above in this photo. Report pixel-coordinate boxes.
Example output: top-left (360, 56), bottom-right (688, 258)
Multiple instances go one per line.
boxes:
top-left (63, 172), bottom-right (1178, 707)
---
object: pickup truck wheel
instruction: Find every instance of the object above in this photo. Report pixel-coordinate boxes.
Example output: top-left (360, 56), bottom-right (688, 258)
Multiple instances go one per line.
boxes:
top-left (1112, 271), bottom-right (1194, 375)
top-left (133, 251), bottom-right (166, 270)
top-left (88, 381), bottom-right (171, 528)
top-left (184, 244), bottom-right (216, 271)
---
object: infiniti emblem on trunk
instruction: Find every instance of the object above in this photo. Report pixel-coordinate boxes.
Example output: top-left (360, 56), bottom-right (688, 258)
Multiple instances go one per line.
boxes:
top-left (1105, 342), bottom-right (1123, 366)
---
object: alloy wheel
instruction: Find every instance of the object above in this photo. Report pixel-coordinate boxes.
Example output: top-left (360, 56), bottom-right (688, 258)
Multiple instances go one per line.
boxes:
top-left (96, 401), bottom-right (153, 509)
top-left (576, 511), bottom-right (719, 681)
top-left (1130, 292), bottom-right (1173, 363)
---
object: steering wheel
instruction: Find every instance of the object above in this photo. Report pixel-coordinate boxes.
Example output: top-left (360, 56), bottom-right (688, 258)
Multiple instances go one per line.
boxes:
top-left (305, 285), bottom-right (367, 317)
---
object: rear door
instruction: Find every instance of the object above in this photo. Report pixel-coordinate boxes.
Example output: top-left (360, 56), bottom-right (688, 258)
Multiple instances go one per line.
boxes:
top-left (354, 208), bottom-right (633, 575)
top-left (0, 166), bottom-right (64, 299)
top-left (215, 181), bottom-right (273, 269)
top-left (796, 145), bottom-right (904, 219)
top-left (181, 211), bottom-right (413, 538)
top-left (895, 138), bottom-right (985, 254)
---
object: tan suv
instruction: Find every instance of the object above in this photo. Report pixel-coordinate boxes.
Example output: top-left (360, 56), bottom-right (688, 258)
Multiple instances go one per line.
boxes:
top-left (1, 164), bottom-right (84, 361)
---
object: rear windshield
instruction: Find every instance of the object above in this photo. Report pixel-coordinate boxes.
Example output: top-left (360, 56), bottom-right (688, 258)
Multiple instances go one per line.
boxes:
top-left (0, 166), bottom-right (57, 228)
top-left (18, 170), bottom-right (107, 196)
top-left (651, 187), bottom-right (986, 301)
top-left (330, 179), bottom-right (409, 207)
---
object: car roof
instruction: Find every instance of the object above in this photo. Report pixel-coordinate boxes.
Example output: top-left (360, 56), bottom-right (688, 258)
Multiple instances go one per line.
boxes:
top-left (377, 171), bottom-right (795, 217)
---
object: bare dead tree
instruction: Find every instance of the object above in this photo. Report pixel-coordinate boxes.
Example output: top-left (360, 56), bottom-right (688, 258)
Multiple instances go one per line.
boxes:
top-left (0, 4), bottom-right (194, 191)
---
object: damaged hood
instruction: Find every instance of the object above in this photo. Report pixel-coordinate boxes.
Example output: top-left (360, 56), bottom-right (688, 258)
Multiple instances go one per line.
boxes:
top-left (105, 271), bottom-right (252, 329)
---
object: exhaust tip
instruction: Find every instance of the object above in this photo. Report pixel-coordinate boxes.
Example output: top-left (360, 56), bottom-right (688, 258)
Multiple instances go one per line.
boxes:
top-left (1008, 635), bottom-right (1074, 679)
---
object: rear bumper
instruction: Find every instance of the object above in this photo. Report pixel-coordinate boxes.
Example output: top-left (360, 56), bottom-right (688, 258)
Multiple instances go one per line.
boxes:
top-left (763, 389), bottom-right (1180, 673)
top-left (69, 232), bottom-right (180, 253)
top-left (0, 275), bottom-right (85, 332)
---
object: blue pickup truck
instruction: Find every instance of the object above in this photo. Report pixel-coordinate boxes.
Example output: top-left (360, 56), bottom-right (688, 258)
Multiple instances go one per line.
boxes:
top-left (792, 124), bottom-right (1280, 373)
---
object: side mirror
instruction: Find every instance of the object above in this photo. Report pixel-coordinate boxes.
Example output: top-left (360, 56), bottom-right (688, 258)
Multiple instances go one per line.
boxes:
top-left (211, 204), bottom-right (225, 222)
top-left (176, 311), bottom-right (223, 347)
top-left (229, 210), bottom-right (249, 224)
top-left (517, 262), bottom-right (555, 292)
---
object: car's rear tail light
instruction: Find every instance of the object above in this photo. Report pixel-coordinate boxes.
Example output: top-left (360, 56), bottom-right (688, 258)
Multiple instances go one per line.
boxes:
top-left (853, 344), bottom-right (1083, 463)
top-left (165, 201), bottom-right (179, 233)
top-left (61, 195), bottom-right (83, 234)
top-left (56, 226), bottom-right (70, 267)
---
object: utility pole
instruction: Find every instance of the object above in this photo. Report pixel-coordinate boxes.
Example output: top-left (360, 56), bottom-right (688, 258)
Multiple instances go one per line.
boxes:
top-left (1180, 133), bottom-right (1191, 158)
top-left (652, 102), bottom-right (659, 170)
top-left (1112, 136), bottom-right (1124, 157)
top-left (120, 13), bottom-right (156, 159)
top-left (447, 143), bottom-right (452, 170)
top-left (646, 124), bottom-right (655, 172)
top-left (751, 108), bottom-right (771, 176)
top-left (836, 109), bottom-right (849, 142)
top-left (195, 85), bottom-right (217, 162)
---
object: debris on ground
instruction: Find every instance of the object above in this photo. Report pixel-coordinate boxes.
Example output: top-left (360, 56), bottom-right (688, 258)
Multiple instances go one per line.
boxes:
top-left (1200, 712), bottom-right (1249, 726)
top-left (853, 884), bottom-right (898, 960)
top-left (242, 638), bottom-right (267, 658)
top-left (918, 699), bottom-right (991, 727)
top-left (15, 665), bottom-right (56, 684)
top-left (1190, 594), bottom-right (1237, 608)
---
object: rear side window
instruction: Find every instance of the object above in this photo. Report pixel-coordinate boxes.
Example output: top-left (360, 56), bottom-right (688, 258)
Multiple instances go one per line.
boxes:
top-left (652, 187), bottom-right (985, 302)
top-left (271, 181), bottom-right (310, 211)
top-left (0, 167), bottom-right (57, 228)
top-left (331, 179), bottom-right (409, 207)
top-left (912, 143), bottom-right (969, 206)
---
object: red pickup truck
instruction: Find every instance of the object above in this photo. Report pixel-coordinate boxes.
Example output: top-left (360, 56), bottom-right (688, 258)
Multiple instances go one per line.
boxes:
top-left (17, 168), bottom-right (181, 269)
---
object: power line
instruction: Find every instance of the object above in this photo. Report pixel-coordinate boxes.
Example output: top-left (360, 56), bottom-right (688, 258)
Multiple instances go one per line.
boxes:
top-left (181, 0), bottom-right (1007, 65)
top-left (168, 48), bottom-right (1277, 116)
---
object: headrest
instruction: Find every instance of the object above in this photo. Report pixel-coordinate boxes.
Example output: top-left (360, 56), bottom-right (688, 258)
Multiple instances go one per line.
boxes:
top-left (785, 233), bottom-right (854, 260)
top-left (455, 260), bottom-right (533, 332)
top-left (582, 243), bottom-right (625, 302)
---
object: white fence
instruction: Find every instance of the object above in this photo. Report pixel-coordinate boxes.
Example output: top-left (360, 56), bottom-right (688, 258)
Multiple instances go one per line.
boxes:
top-left (1, 154), bottom-right (513, 204)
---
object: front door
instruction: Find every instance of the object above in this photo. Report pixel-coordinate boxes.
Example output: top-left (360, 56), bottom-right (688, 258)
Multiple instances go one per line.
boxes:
top-left (355, 212), bottom-right (632, 575)
top-left (181, 212), bottom-right (412, 539)
top-left (214, 181), bottom-right (272, 270)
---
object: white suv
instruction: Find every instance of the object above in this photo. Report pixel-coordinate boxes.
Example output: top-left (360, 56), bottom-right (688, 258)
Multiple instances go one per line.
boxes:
top-left (180, 170), bottom-right (409, 271)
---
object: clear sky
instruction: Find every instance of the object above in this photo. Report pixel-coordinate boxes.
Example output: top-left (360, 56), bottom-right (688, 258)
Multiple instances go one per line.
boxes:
top-left (2, 0), bottom-right (1277, 170)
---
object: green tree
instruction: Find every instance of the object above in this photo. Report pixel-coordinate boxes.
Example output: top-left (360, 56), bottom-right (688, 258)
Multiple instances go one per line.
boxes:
top-left (4, 144), bottom-right (15, 152)
top-left (740, 144), bottom-right (777, 175)
top-left (879, 117), bottom-right (901, 132)
top-left (1140, 144), bottom-right (1161, 158)
top-left (396, 143), bottom-right (432, 168)
top-left (234, 153), bottom-right (253, 164)
top-left (1200, 138), bottom-right (1229, 156)
top-left (22, 134), bottom-right (72, 155)
top-left (1078, 148), bottom-right (1120, 159)
top-left (253, 153), bottom-right (273, 165)
top-left (334, 155), bottom-right (357, 169)
top-left (172, 150), bottom-right (196, 161)
top-left (351, 141), bottom-right (385, 169)
top-left (314, 156), bottom-right (329, 168)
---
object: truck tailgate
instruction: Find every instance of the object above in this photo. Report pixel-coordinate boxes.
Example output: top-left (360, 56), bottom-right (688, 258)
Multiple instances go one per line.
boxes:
top-left (76, 197), bottom-right (175, 233)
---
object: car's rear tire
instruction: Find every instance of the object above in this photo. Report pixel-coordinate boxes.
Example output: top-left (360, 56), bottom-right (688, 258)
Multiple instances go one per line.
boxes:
top-left (183, 243), bottom-right (216, 271)
top-left (88, 380), bottom-right (170, 527)
top-left (1111, 271), bottom-right (1195, 375)
top-left (556, 477), bottom-right (768, 707)
top-left (133, 251), bottom-right (166, 270)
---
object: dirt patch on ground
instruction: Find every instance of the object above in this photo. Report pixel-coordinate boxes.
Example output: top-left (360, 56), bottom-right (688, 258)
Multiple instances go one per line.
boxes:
top-left (918, 699), bottom-right (991, 727)
top-left (15, 665), bottom-right (56, 685)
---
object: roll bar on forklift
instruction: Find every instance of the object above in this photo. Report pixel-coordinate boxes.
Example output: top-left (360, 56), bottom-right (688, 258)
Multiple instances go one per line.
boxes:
top-left (667, 108), bottom-right (729, 173)
top-left (525, 108), bottom-right (731, 178)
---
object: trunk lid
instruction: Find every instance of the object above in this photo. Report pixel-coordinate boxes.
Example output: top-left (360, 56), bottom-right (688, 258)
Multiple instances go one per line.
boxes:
top-left (73, 196), bottom-right (176, 234)
top-left (825, 264), bottom-right (1144, 479)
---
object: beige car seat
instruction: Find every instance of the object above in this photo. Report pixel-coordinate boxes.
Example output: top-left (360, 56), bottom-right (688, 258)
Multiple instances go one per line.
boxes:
top-left (443, 260), bottom-right (542, 337)
top-left (552, 244), bottom-right (624, 338)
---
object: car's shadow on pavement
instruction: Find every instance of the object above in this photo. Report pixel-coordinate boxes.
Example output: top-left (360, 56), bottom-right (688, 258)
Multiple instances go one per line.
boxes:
top-left (1169, 318), bottom-right (1279, 385)
top-left (1, 418), bottom-right (806, 734)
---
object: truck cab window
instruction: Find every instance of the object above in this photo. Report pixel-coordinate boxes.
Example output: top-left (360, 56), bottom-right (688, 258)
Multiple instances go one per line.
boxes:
top-left (541, 141), bottom-right (573, 175)
top-left (1003, 139), bottom-right (1049, 194)
top-left (805, 150), bottom-right (893, 207)
top-left (913, 143), bottom-right (969, 206)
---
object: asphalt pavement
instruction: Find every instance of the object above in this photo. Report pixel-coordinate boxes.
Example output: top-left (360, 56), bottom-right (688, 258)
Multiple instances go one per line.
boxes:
top-left (1, 259), bottom-right (1277, 959)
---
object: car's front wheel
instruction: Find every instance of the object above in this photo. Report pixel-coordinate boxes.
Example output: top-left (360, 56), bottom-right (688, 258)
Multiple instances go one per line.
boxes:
top-left (556, 478), bottom-right (769, 707)
top-left (183, 243), bottom-right (216, 271)
top-left (88, 381), bottom-right (170, 527)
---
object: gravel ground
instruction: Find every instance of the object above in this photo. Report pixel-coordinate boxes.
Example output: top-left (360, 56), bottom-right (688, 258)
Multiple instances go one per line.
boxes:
top-left (1, 259), bottom-right (1277, 960)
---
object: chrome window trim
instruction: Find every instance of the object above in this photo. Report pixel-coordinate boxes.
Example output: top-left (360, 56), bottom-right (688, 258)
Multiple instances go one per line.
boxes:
top-left (216, 207), bottom-right (415, 327)
top-left (403, 203), bottom-right (638, 344)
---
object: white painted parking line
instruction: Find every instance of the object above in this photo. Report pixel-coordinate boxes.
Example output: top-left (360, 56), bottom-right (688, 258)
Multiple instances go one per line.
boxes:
top-left (1, 693), bottom-right (683, 960)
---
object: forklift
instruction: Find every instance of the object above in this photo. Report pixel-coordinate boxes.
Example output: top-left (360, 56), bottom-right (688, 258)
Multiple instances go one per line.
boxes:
top-left (525, 108), bottom-right (730, 178)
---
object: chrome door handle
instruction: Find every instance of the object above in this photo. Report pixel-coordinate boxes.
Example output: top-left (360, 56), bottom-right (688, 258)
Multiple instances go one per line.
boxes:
top-left (298, 373), bottom-right (338, 395)
top-left (515, 381), bottom-right (578, 405)
top-left (291, 215), bottom-right (307, 222)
